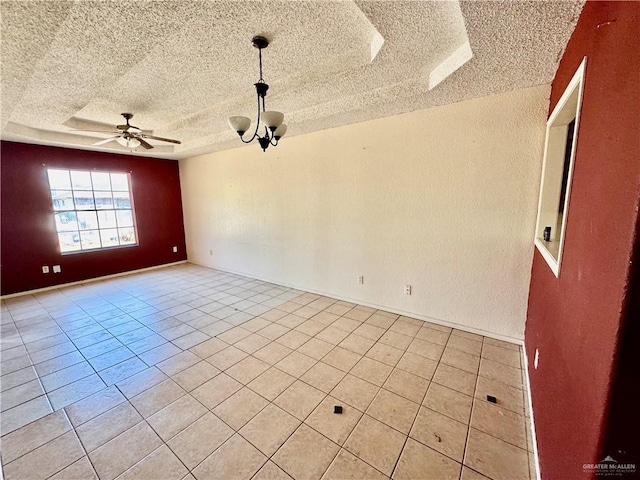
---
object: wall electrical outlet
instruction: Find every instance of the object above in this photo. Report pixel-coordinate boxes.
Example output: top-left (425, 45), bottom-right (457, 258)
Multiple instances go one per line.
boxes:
top-left (357, 275), bottom-right (364, 284)
top-left (42, 266), bottom-right (50, 274)
top-left (172, 246), bottom-right (178, 253)
top-left (404, 284), bottom-right (412, 295)
top-left (52, 265), bottom-right (61, 273)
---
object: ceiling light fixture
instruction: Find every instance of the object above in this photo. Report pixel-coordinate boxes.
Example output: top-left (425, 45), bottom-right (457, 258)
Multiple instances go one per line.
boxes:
top-left (228, 36), bottom-right (287, 152)
top-left (116, 136), bottom-right (141, 149)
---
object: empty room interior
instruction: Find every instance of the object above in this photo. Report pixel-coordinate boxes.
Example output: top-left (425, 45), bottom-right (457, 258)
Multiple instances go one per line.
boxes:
top-left (1, 1), bottom-right (639, 479)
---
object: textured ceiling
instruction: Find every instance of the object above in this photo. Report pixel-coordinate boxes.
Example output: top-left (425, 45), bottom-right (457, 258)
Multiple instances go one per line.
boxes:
top-left (1, 0), bottom-right (584, 159)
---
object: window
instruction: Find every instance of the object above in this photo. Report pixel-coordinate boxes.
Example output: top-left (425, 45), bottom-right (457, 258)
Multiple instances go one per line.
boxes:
top-left (534, 57), bottom-right (586, 276)
top-left (47, 169), bottom-right (137, 253)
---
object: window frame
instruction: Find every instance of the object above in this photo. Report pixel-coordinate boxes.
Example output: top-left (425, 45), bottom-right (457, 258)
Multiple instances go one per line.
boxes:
top-left (46, 168), bottom-right (139, 254)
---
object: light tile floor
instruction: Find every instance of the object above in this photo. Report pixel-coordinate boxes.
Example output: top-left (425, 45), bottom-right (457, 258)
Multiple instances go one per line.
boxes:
top-left (1, 264), bottom-right (536, 480)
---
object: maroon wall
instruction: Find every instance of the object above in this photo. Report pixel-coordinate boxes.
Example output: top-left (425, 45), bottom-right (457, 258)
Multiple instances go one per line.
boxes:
top-left (525, 2), bottom-right (640, 479)
top-left (1, 141), bottom-right (187, 295)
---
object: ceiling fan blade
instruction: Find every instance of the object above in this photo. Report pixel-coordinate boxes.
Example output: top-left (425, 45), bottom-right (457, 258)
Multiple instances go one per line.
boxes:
top-left (93, 136), bottom-right (120, 146)
top-left (140, 134), bottom-right (181, 145)
top-left (137, 137), bottom-right (154, 149)
top-left (71, 129), bottom-right (120, 134)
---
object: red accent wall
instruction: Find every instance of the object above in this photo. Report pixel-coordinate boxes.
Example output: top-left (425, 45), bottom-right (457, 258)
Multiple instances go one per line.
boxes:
top-left (525, 2), bottom-right (640, 479)
top-left (1, 141), bottom-right (187, 295)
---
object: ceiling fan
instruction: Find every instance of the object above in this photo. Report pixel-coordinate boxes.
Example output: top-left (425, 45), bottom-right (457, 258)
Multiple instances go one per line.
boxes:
top-left (77, 113), bottom-right (181, 150)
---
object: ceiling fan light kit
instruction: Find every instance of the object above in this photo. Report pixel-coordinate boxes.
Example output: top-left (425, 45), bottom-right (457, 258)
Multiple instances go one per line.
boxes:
top-left (80, 113), bottom-right (182, 151)
top-left (228, 36), bottom-right (287, 152)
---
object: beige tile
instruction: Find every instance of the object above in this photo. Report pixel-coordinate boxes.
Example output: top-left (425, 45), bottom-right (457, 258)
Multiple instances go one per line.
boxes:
top-left (461, 466), bottom-right (492, 480)
top-left (410, 407), bottom-right (468, 462)
top-left (167, 412), bottom-right (234, 470)
top-left (441, 347), bottom-right (481, 374)
top-left (365, 342), bottom-right (404, 367)
top-left (365, 313), bottom-right (396, 329)
top-left (481, 343), bottom-right (522, 368)
top-left (293, 305), bottom-right (321, 320)
top-left (116, 367), bottom-right (168, 399)
top-left (423, 382), bottom-right (473, 424)
top-left (479, 358), bottom-right (524, 389)
top-left (330, 374), bottom-right (379, 411)
top-left (298, 337), bottom-right (334, 360)
top-left (396, 351), bottom-right (438, 380)
top-left (274, 380), bottom-right (326, 420)
top-left (191, 373), bottom-right (242, 409)
top-left (248, 367), bottom-right (296, 401)
top-left (213, 387), bottom-right (268, 429)
top-left (273, 424), bottom-right (339, 480)
top-left (433, 363), bottom-right (477, 396)
top-left (325, 304), bottom-right (352, 316)
top-left (156, 351), bottom-right (200, 377)
top-left (464, 428), bottom-right (530, 480)
top-left (367, 388), bottom-right (420, 434)
top-left (350, 356), bottom-right (393, 386)
top-left (344, 414), bottom-right (406, 476)
top-left (305, 396), bottom-right (362, 445)
top-left (407, 338), bottom-right (445, 362)
top-left (89, 422), bottom-right (162, 480)
top-left (352, 323), bottom-right (386, 341)
top-left (193, 433), bottom-right (267, 479)
top-left (49, 456), bottom-right (97, 480)
top-left (254, 342), bottom-right (293, 365)
top-left (234, 333), bottom-right (272, 354)
top-left (343, 308), bottom-right (373, 322)
top-left (1, 380), bottom-right (45, 412)
top-left (322, 449), bottom-right (387, 480)
top-left (276, 330), bottom-right (311, 349)
top-left (394, 438), bottom-right (461, 480)
top-left (217, 326), bottom-right (252, 345)
top-left (147, 394), bottom-right (207, 441)
top-left (338, 333), bottom-right (376, 355)
top-left (0, 395), bottom-right (52, 436)
top-left (275, 351), bottom-right (318, 378)
top-left (259, 309), bottom-right (288, 322)
top-left (118, 444), bottom-right (188, 480)
top-left (452, 330), bottom-right (484, 342)
top-left (301, 362), bottom-right (346, 393)
top-left (257, 323), bottom-right (290, 341)
top-left (383, 369), bottom-right (430, 403)
top-left (295, 319), bottom-right (327, 337)
top-left (470, 400), bottom-right (527, 449)
top-left (253, 461), bottom-right (293, 480)
top-left (241, 317), bottom-right (272, 333)
top-left (416, 326), bottom-right (451, 346)
top-left (322, 346), bottom-right (361, 372)
top-left (239, 404), bottom-right (301, 456)
top-left (276, 314), bottom-right (307, 329)
top-left (129, 379), bottom-right (186, 418)
top-left (378, 330), bottom-right (413, 350)
top-left (226, 355), bottom-right (270, 384)
top-left (447, 336), bottom-right (483, 356)
top-left (331, 317), bottom-right (362, 333)
top-left (189, 337), bottom-right (227, 359)
top-left (316, 326), bottom-right (351, 345)
top-left (389, 320), bottom-right (421, 337)
top-left (3, 431), bottom-right (84, 480)
top-left (312, 311), bottom-right (342, 327)
top-left (1, 410), bottom-right (71, 464)
top-left (172, 361), bottom-right (220, 392)
top-left (484, 337), bottom-right (520, 352)
top-left (207, 345), bottom-right (248, 370)
top-left (76, 402), bottom-right (143, 452)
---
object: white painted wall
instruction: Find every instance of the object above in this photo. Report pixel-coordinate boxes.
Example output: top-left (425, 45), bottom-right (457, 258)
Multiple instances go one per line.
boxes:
top-left (179, 85), bottom-right (549, 340)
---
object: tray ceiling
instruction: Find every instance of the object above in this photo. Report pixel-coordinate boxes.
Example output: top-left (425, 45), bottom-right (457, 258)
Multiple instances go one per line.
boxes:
top-left (1, 0), bottom-right (584, 159)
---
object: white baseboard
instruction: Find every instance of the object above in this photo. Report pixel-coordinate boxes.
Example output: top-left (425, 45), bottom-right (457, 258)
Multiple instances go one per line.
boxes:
top-left (522, 345), bottom-right (541, 480)
top-left (0, 261), bottom-right (188, 300)
top-left (187, 260), bottom-right (524, 345)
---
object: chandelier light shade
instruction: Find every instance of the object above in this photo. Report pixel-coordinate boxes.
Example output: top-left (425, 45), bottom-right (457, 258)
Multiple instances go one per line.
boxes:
top-left (116, 136), bottom-right (141, 149)
top-left (228, 36), bottom-right (287, 152)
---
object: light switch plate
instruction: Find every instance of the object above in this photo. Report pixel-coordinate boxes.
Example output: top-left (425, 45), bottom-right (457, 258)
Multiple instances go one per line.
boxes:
top-left (53, 265), bottom-right (61, 273)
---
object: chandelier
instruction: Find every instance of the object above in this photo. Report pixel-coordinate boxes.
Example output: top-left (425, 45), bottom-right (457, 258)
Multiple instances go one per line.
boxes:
top-left (228, 36), bottom-right (287, 152)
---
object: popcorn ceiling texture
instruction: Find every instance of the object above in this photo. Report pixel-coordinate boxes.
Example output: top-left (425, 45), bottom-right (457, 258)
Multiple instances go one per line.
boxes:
top-left (0, 0), bottom-right (584, 159)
